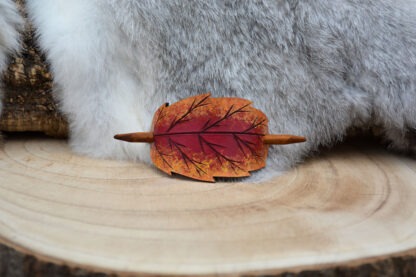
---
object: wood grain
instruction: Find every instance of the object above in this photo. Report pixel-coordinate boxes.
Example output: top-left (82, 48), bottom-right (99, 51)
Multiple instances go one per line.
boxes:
top-left (0, 136), bottom-right (415, 276)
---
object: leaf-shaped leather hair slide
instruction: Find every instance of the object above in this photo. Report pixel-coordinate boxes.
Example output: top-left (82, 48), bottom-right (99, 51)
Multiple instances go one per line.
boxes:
top-left (114, 93), bottom-right (306, 182)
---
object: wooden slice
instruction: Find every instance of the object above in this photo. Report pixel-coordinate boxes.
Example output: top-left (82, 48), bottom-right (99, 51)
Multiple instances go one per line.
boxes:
top-left (0, 135), bottom-right (415, 276)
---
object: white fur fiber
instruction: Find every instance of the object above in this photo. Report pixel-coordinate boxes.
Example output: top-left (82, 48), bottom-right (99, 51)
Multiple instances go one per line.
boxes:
top-left (20, 0), bottom-right (416, 180)
top-left (0, 0), bottom-right (22, 117)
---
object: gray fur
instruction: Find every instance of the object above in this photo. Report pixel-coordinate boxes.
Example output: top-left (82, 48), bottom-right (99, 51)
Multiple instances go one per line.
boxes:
top-left (21, 0), bottom-right (416, 179)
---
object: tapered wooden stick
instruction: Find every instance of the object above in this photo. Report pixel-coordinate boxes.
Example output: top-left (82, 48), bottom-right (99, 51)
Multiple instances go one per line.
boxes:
top-left (114, 132), bottom-right (154, 143)
top-left (262, 134), bottom-right (306, 145)
top-left (114, 132), bottom-right (306, 145)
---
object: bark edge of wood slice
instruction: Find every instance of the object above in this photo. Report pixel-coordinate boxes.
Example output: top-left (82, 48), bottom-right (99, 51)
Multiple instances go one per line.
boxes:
top-left (0, 135), bottom-right (415, 276)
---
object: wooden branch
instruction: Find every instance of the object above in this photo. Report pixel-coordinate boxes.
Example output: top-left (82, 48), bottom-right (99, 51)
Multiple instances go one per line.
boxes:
top-left (0, 0), bottom-right (68, 138)
top-left (0, 135), bottom-right (415, 276)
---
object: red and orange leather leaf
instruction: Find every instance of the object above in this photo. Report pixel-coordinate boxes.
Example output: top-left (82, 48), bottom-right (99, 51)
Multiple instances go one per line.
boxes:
top-left (150, 93), bottom-right (268, 181)
top-left (114, 93), bottom-right (306, 182)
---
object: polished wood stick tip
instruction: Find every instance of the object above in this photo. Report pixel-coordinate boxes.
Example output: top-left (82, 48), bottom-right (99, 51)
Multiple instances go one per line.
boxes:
top-left (263, 134), bottom-right (306, 145)
top-left (114, 132), bottom-right (154, 143)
